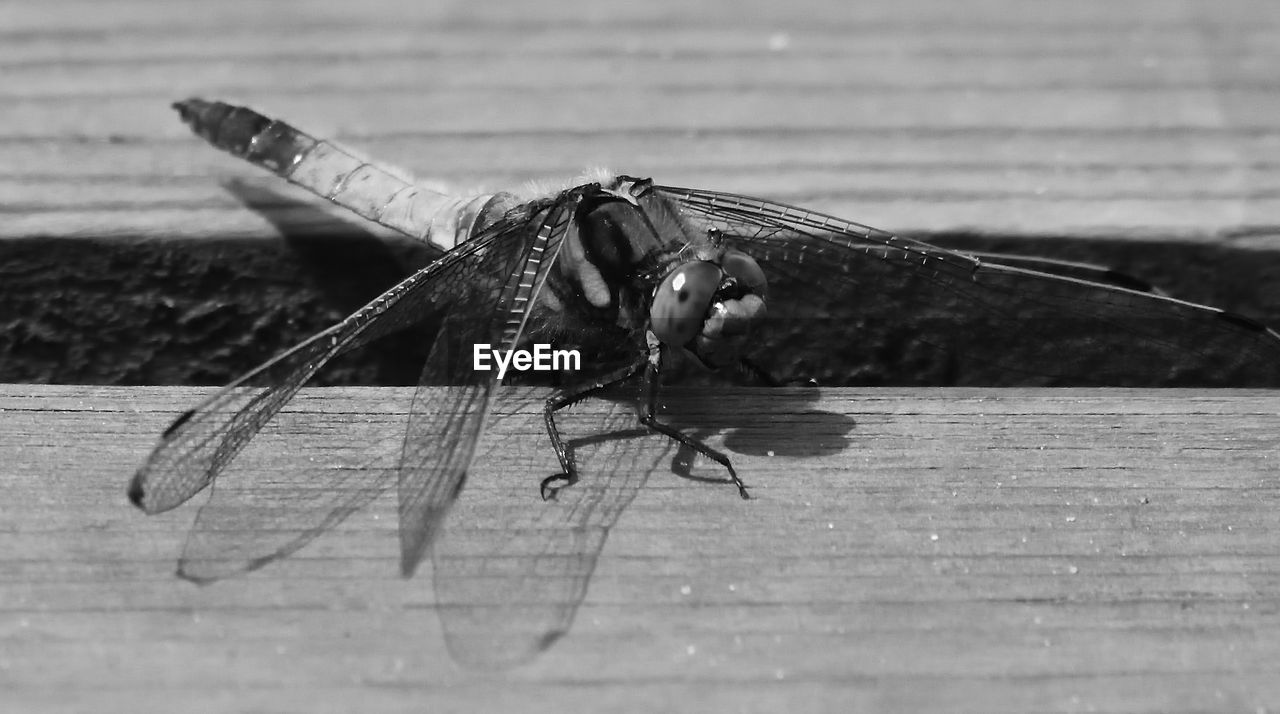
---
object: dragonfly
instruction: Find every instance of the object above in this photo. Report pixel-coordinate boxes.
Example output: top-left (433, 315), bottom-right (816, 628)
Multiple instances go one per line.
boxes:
top-left (129, 98), bottom-right (1280, 663)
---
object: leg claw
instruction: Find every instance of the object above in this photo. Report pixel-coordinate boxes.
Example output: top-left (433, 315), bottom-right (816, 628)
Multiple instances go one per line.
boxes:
top-left (540, 473), bottom-right (571, 501)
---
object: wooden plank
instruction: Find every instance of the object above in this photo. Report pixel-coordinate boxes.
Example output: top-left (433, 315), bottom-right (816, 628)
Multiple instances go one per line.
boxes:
top-left (4, 0), bottom-right (1280, 240)
top-left (2, 384), bottom-right (1279, 712)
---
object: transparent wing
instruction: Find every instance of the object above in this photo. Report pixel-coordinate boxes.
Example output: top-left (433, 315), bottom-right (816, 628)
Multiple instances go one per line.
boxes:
top-left (959, 251), bottom-right (1168, 297)
top-left (648, 184), bottom-right (1280, 387)
top-left (396, 195), bottom-right (578, 577)
top-left (403, 197), bottom-right (606, 667)
top-left (431, 388), bottom-right (655, 669)
top-left (127, 196), bottom-right (561, 581)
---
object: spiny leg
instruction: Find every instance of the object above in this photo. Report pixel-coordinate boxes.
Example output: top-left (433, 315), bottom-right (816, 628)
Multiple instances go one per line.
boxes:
top-left (638, 340), bottom-right (750, 500)
top-left (542, 360), bottom-right (646, 500)
top-left (543, 337), bottom-right (752, 500)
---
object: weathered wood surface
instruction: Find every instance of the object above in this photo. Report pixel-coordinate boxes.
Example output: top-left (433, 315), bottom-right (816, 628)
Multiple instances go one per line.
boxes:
top-left (2, 385), bottom-right (1280, 713)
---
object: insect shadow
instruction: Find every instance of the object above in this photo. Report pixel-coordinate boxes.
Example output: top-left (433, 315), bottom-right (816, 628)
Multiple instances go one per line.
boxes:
top-left (660, 383), bottom-right (857, 483)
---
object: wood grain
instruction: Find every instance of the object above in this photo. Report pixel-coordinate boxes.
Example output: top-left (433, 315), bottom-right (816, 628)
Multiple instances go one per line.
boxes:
top-left (4, 0), bottom-right (1280, 240)
top-left (3, 384), bottom-right (1280, 712)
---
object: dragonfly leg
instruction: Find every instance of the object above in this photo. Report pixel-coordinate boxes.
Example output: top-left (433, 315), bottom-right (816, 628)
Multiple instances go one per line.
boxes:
top-left (542, 360), bottom-right (645, 501)
top-left (640, 343), bottom-right (751, 500)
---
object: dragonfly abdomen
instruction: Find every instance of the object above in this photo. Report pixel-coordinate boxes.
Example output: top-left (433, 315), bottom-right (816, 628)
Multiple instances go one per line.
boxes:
top-left (173, 98), bottom-right (505, 252)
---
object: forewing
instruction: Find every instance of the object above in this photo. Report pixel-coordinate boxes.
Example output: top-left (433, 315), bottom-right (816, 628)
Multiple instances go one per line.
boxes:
top-left (650, 185), bottom-right (1280, 387)
top-left (418, 198), bottom-right (655, 668)
top-left (396, 194), bottom-right (579, 577)
top-left (127, 201), bottom-right (555, 581)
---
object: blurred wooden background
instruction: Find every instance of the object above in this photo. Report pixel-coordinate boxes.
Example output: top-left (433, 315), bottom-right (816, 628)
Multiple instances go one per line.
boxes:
top-left (7, 0), bottom-right (1280, 238)
top-left (4, 0), bottom-right (1280, 712)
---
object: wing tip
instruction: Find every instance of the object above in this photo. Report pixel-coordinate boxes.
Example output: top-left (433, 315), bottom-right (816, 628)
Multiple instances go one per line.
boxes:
top-left (176, 565), bottom-right (217, 586)
top-left (1218, 310), bottom-right (1268, 333)
top-left (399, 560), bottom-right (420, 578)
top-left (126, 474), bottom-right (146, 510)
top-left (399, 542), bottom-right (429, 578)
top-left (1100, 268), bottom-right (1159, 295)
top-left (162, 409), bottom-right (196, 438)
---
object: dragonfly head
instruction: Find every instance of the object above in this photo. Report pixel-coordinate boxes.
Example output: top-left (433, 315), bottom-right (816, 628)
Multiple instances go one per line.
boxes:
top-left (650, 247), bottom-right (768, 369)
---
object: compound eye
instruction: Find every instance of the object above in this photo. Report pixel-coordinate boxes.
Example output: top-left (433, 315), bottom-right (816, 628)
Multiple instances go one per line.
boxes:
top-left (651, 261), bottom-right (722, 346)
top-left (721, 250), bottom-right (767, 297)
